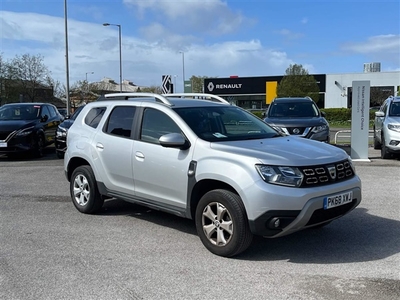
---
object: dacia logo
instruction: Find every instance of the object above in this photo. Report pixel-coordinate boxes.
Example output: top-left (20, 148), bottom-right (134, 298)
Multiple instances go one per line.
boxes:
top-left (327, 166), bottom-right (336, 180)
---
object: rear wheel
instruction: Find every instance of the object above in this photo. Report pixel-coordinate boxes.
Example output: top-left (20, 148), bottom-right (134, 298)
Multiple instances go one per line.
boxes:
top-left (195, 189), bottom-right (253, 257)
top-left (70, 165), bottom-right (104, 214)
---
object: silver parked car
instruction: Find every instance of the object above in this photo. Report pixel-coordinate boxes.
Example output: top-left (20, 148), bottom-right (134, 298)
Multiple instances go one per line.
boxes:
top-left (373, 95), bottom-right (400, 159)
top-left (64, 93), bottom-right (362, 257)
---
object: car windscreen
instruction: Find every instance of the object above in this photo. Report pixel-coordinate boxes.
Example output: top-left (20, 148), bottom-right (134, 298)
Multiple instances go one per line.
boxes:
top-left (174, 106), bottom-right (280, 142)
top-left (268, 102), bottom-right (319, 118)
top-left (389, 101), bottom-right (400, 117)
top-left (0, 105), bottom-right (40, 121)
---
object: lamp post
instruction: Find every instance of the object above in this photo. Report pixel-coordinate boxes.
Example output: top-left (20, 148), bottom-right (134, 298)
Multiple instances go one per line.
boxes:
top-left (103, 23), bottom-right (122, 92)
top-left (179, 51), bottom-right (185, 93)
top-left (85, 71), bottom-right (94, 83)
top-left (173, 75), bottom-right (178, 93)
top-left (85, 72), bottom-right (94, 93)
top-left (64, 0), bottom-right (71, 115)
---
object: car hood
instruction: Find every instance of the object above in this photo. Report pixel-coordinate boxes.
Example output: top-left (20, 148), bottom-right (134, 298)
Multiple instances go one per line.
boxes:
top-left (264, 117), bottom-right (328, 127)
top-left (210, 136), bottom-right (347, 166)
top-left (0, 120), bottom-right (37, 132)
top-left (386, 116), bottom-right (400, 124)
top-left (59, 119), bottom-right (75, 130)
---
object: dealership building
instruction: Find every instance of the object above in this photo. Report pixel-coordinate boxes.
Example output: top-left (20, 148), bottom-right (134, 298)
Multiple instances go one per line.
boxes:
top-left (202, 65), bottom-right (400, 109)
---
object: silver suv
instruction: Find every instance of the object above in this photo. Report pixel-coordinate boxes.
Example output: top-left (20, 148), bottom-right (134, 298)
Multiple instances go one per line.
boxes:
top-left (373, 96), bottom-right (400, 159)
top-left (64, 93), bottom-right (361, 257)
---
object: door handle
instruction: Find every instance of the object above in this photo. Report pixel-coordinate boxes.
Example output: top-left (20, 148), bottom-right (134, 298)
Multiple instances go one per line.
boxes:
top-left (96, 143), bottom-right (104, 150)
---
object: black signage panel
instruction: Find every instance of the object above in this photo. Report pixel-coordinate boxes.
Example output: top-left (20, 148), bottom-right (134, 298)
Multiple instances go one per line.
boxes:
top-left (204, 74), bottom-right (326, 95)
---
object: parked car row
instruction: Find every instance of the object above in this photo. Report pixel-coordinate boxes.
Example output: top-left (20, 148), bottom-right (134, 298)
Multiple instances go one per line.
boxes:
top-left (373, 95), bottom-right (400, 159)
top-left (0, 103), bottom-right (64, 158)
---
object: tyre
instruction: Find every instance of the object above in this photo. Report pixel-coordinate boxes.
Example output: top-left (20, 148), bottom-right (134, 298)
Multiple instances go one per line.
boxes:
top-left (56, 150), bottom-right (64, 159)
top-left (381, 135), bottom-right (391, 159)
top-left (195, 189), bottom-right (253, 257)
top-left (373, 129), bottom-right (381, 150)
top-left (33, 134), bottom-right (44, 158)
top-left (70, 165), bottom-right (104, 214)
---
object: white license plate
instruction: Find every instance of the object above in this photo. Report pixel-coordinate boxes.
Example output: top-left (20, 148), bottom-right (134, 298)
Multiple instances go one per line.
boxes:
top-left (324, 191), bottom-right (353, 209)
top-left (0, 142), bottom-right (7, 148)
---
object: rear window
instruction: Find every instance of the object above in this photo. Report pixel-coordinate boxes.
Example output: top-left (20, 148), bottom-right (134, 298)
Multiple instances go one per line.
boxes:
top-left (85, 107), bottom-right (106, 128)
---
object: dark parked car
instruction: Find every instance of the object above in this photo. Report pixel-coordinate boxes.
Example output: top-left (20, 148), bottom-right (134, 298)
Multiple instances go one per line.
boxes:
top-left (263, 97), bottom-right (330, 143)
top-left (57, 108), bottom-right (68, 119)
top-left (0, 103), bottom-right (63, 158)
top-left (55, 105), bottom-right (85, 158)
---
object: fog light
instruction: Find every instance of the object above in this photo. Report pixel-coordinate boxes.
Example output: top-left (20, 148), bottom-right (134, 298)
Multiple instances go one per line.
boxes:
top-left (389, 140), bottom-right (400, 146)
top-left (268, 217), bottom-right (281, 229)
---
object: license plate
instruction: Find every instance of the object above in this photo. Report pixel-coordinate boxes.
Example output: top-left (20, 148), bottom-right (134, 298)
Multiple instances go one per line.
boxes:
top-left (324, 191), bottom-right (353, 209)
top-left (0, 142), bottom-right (7, 148)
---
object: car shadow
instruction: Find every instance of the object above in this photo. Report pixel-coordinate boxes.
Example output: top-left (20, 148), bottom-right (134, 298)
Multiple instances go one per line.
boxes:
top-left (0, 145), bottom-right (60, 161)
top-left (100, 199), bottom-right (399, 262)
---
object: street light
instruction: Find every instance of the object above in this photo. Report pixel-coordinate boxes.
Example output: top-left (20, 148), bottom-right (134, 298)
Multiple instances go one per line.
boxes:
top-left (85, 72), bottom-right (94, 93)
top-left (103, 23), bottom-right (122, 92)
top-left (173, 75), bottom-right (178, 93)
top-left (64, 0), bottom-right (71, 115)
top-left (179, 51), bottom-right (185, 93)
top-left (85, 71), bottom-right (94, 83)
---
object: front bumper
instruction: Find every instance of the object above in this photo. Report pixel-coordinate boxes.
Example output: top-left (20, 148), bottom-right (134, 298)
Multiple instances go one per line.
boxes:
top-left (384, 128), bottom-right (400, 153)
top-left (243, 175), bottom-right (362, 237)
top-left (0, 135), bottom-right (36, 154)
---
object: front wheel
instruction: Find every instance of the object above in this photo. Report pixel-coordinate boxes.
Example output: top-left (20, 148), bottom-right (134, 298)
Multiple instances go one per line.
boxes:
top-left (195, 189), bottom-right (253, 257)
top-left (381, 135), bottom-right (391, 159)
top-left (70, 165), bottom-right (104, 214)
top-left (373, 129), bottom-right (381, 150)
top-left (33, 134), bottom-right (44, 158)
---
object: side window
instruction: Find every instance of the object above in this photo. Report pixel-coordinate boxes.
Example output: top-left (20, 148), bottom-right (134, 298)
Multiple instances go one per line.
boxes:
top-left (85, 107), bottom-right (106, 128)
top-left (40, 106), bottom-right (50, 119)
top-left (140, 108), bottom-right (181, 144)
top-left (104, 106), bottom-right (136, 138)
top-left (47, 105), bottom-right (57, 118)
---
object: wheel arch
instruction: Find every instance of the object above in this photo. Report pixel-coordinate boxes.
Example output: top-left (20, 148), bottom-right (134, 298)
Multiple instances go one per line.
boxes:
top-left (189, 179), bottom-right (240, 220)
top-left (66, 157), bottom-right (91, 182)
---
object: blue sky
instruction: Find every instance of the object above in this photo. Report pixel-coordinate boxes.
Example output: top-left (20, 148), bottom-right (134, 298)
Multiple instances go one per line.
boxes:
top-left (1, 0), bottom-right (399, 91)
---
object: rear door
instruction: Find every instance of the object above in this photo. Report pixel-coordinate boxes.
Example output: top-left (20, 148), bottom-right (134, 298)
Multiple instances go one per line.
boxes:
top-left (92, 105), bottom-right (136, 195)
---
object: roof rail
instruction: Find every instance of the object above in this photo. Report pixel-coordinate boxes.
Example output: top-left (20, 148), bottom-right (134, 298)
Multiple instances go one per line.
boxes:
top-left (104, 92), bottom-right (172, 105)
top-left (163, 93), bottom-right (230, 104)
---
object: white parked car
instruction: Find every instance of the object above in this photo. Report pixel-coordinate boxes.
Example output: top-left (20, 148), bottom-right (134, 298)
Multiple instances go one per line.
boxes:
top-left (373, 96), bottom-right (400, 159)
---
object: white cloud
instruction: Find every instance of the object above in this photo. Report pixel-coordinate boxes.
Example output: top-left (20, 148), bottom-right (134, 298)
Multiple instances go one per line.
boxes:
top-left (0, 11), bottom-right (293, 89)
top-left (123, 0), bottom-right (252, 35)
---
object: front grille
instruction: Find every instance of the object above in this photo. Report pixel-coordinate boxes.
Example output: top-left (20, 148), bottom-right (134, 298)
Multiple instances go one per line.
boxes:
top-left (306, 200), bottom-right (356, 226)
top-left (300, 159), bottom-right (355, 187)
top-left (287, 127), bottom-right (307, 135)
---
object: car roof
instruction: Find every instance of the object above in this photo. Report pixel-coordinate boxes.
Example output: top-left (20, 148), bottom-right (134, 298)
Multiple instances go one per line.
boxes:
top-left (272, 97), bottom-right (313, 103)
top-left (96, 93), bottom-right (231, 109)
top-left (2, 102), bottom-right (48, 106)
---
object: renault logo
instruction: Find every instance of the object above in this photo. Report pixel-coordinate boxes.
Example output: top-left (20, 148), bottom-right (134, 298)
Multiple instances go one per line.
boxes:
top-left (207, 82), bottom-right (214, 92)
top-left (327, 166), bottom-right (336, 179)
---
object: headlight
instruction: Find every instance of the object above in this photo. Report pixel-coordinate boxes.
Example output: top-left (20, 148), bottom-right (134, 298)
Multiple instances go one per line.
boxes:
top-left (16, 126), bottom-right (34, 137)
top-left (255, 165), bottom-right (303, 187)
top-left (312, 125), bottom-right (328, 133)
top-left (56, 126), bottom-right (68, 137)
top-left (387, 124), bottom-right (400, 133)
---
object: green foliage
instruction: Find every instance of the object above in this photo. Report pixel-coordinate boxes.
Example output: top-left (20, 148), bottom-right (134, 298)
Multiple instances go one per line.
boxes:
top-left (190, 75), bottom-right (215, 93)
top-left (277, 64), bottom-right (320, 103)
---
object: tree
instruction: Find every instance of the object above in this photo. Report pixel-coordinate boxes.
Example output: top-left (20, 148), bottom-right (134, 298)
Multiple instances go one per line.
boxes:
top-left (11, 54), bottom-right (51, 102)
top-left (277, 64), bottom-right (320, 102)
top-left (139, 86), bottom-right (163, 94)
top-left (189, 76), bottom-right (214, 93)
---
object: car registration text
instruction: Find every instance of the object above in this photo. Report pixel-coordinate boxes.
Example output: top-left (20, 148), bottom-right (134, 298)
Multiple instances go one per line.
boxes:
top-left (324, 191), bottom-right (353, 209)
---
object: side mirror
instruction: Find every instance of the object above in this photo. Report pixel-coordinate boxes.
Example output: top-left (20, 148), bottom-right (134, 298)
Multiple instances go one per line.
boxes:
top-left (375, 111), bottom-right (384, 117)
top-left (41, 115), bottom-right (49, 122)
top-left (159, 133), bottom-right (190, 150)
top-left (321, 111), bottom-right (326, 117)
